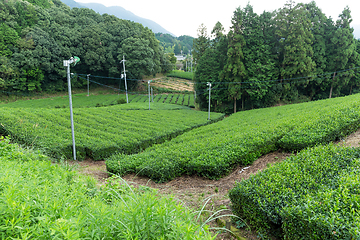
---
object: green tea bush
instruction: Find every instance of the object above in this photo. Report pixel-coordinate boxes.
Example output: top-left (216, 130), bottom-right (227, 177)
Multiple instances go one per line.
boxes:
top-left (229, 144), bottom-right (360, 238)
top-left (0, 137), bottom-right (215, 239)
top-left (107, 94), bottom-right (360, 182)
top-left (167, 70), bottom-right (194, 80)
top-left (278, 106), bottom-right (360, 150)
top-left (0, 93), bottom-right (125, 109)
top-left (0, 105), bottom-right (224, 160)
top-left (281, 166), bottom-right (360, 239)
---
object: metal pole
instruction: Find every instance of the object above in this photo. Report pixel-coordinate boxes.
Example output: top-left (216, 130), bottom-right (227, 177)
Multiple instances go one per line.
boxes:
top-left (121, 56), bottom-right (129, 103)
top-left (151, 87), bottom-right (154, 102)
top-left (87, 74), bottom-right (90, 96)
top-left (207, 82), bottom-right (211, 121)
top-left (67, 59), bottom-right (76, 160)
top-left (148, 80), bottom-right (151, 110)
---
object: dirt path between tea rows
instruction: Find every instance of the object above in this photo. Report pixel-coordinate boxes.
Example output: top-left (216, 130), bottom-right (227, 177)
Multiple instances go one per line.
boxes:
top-left (72, 130), bottom-right (360, 239)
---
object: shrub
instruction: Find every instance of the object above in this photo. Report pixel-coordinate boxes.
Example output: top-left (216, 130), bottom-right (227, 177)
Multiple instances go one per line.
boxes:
top-left (229, 144), bottom-right (360, 238)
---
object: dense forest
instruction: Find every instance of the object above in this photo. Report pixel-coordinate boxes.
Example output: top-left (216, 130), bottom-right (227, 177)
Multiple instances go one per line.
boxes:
top-left (155, 33), bottom-right (194, 55)
top-left (0, 0), bottom-right (173, 93)
top-left (194, 1), bottom-right (360, 113)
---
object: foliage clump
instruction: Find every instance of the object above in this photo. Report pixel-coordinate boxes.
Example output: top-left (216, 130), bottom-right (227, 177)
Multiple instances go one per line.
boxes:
top-left (0, 136), bottom-right (215, 239)
top-left (229, 144), bottom-right (360, 239)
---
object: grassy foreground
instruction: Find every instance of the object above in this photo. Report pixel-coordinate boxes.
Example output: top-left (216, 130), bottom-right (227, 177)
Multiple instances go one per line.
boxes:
top-left (0, 137), bottom-right (215, 239)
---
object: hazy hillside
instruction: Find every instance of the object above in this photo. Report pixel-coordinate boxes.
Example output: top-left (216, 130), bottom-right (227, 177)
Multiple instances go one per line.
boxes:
top-left (155, 33), bottom-right (194, 55)
top-left (60, 0), bottom-right (175, 36)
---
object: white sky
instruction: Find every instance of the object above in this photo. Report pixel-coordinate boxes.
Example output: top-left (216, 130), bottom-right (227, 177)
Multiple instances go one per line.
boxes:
top-left (75, 0), bottom-right (360, 37)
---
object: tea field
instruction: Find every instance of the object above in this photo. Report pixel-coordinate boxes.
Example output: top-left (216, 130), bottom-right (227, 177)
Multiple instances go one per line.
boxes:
top-left (0, 103), bottom-right (223, 160)
top-left (0, 91), bottom-right (196, 109)
top-left (0, 92), bottom-right (124, 108)
top-left (230, 144), bottom-right (360, 239)
top-left (106, 94), bottom-right (360, 182)
top-left (130, 93), bottom-right (195, 107)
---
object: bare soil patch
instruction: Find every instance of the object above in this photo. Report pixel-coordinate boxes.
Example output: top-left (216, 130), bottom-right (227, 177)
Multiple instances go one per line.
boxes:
top-left (70, 129), bottom-right (360, 239)
top-left (150, 77), bottom-right (194, 92)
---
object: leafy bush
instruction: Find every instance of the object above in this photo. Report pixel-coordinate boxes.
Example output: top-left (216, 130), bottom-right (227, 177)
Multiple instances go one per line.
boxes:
top-left (229, 144), bottom-right (360, 238)
top-left (281, 166), bottom-right (360, 239)
top-left (0, 137), bottom-right (215, 239)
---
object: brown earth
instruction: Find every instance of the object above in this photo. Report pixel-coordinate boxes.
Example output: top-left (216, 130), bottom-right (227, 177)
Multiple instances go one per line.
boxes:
top-left (149, 77), bottom-right (194, 92)
top-left (70, 130), bottom-right (360, 239)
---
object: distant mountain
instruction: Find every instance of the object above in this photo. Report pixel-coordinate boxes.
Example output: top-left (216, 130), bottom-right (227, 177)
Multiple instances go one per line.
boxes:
top-left (60, 0), bottom-right (175, 36)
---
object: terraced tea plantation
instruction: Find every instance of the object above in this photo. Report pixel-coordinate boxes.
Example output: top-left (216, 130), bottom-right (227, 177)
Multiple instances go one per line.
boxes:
top-left (0, 93), bottom-right (125, 108)
top-left (0, 103), bottom-right (223, 160)
top-left (106, 94), bottom-right (360, 182)
top-left (130, 93), bottom-right (195, 107)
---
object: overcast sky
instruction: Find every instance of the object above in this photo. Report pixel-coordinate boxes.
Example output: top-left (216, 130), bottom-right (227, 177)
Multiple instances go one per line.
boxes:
top-left (75, 0), bottom-right (360, 38)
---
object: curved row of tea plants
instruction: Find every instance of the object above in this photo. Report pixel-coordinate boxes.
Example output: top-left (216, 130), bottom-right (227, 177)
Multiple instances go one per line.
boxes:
top-left (229, 144), bottom-right (360, 239)
top-left (106, 94), bottom-right (360, 182)
top-left (0, 104), bottom-right (224, 160)
top-left (130, 93), bottom-right (195, 108)
top-left (0, 93), bottom-right (127, 109)
top-left (0, 137), bottom-right (215, 239)
top-left (167, 70), bottom-right (194, 80)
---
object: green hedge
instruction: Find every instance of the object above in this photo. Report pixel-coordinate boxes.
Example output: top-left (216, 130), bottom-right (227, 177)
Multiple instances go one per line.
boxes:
top-left (0, 105), bottom-right (224, 160)
top-left (0, 137), bottom-right (215, 239)
top-left (281, 166), bottom-right (360, 239)
top-left (278, 107), bottom-right (360, 150)
top-left (106, 94), bottom-right (360, 182)
top-left (229, 144), bottom-right (360, 238)
top-left (167, 70), bottom-right (194, 80)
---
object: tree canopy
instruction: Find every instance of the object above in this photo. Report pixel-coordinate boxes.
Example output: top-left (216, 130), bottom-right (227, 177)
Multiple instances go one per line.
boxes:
top-left (0, 0), bottom-right (165, 93)
top-left (193, 1), bottom-right (360, 113)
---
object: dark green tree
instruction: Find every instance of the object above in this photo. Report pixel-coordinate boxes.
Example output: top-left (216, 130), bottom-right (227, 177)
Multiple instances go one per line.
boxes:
top-left (241, 5), bottom-right (277, 109)
top-left (275, 1), bottom-right (316, 101)
top-left (0, 24), bottom-right (19, 57)
top-left (304, 1), bottom-right (329, 99)
top-left (222, 7), bottom-right (246, 113)
top-left (192, 24), bottom-right (209, 69)
top-left (194, 21), bottom-right (228, 112)
top-left (326, 7), bottom-right (356, 98)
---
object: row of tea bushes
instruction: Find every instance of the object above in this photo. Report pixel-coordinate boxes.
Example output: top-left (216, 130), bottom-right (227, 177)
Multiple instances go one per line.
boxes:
top-left (0, 104), bottom-right (224, 160)
top-left (0, 93), bottom-right (125, 108)
top-left (106, 94), bottom-right (360, 182)
top-left (229, 144), bottom-right (360, 239)
top-left (130, 93), bottom-right (195, 107)
top-left (0, 137), bottom-right (215, 239)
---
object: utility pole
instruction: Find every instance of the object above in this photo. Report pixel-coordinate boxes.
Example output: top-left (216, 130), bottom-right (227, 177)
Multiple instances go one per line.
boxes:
top-left (120, 56), bottom-right (128, 103)
top-left (148, 80), bottom-right (152, 110)
top-left (63, 56), bottom-right (80, 160)
top-left (87, 74), bottom-right (90, 96)
top-left (207, 82), bottom-right (211, 120)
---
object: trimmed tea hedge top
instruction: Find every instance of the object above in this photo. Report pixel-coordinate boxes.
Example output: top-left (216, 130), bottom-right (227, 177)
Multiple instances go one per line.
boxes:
top-left (106, 94), bottom-right (360, 182)
top-left (0, 104), bottom-right (224, 160)
top-left (229, 144), bottom-right (360, 239)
